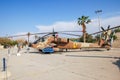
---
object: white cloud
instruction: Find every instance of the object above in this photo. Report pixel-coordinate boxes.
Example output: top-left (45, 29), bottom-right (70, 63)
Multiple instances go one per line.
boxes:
top-left (12, 15), bottom-right (120, 41)
top-left (87, 15), bottom-right (120, 33)
top-left (35, 15), bottom-right (120, 37)
top-left (36, 21), bottom-right (83, 38)
top-left (36, 21), bottom-right (80, 32)
top-left (101, 16), bottom-right (120, 27)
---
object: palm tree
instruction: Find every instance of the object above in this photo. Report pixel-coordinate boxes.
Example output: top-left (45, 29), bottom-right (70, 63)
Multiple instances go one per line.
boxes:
top-left (78, 15), bottom-right (91, 43)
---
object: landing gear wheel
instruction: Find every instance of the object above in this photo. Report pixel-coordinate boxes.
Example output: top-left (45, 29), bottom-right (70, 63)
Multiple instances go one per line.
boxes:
top-left (105, 45), bottom-right (111, 51)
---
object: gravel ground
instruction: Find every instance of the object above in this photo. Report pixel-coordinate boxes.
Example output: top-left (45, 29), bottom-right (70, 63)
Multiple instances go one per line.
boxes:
top-left (0, 47), bottom-right (120, 80)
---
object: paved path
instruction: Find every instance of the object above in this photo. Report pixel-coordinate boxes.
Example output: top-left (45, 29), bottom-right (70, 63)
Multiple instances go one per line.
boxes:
top-left (0, 48), bottom-right (120, 80)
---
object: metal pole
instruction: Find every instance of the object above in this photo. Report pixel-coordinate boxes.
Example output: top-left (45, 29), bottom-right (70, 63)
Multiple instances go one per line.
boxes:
top-left (95, 10), bottom-right (102, 38)
top-left (8, 47), bottom-right (10, 56)
top-left (3, 58), bottom-right (6, 71)
top-left (27, 32), bottom-right (30, 53)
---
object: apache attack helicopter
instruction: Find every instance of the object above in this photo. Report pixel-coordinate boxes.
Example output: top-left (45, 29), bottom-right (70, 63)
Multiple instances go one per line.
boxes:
top-left (4, 25), bottom-right (120, 53)
top-left (29, 25), bottom-right (120, 53)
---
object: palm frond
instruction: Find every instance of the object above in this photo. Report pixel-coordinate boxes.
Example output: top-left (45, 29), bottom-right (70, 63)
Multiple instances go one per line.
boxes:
top-left (77, 15), bottom-right (91, 26)
top-left (86, 19), bottom-right (91, 24)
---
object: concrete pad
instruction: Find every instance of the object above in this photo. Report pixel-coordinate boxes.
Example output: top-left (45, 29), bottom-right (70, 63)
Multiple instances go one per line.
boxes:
top-left (0, 47), bottom-right (120, 80)
top-left (0, 71), bottom-right (11, 79)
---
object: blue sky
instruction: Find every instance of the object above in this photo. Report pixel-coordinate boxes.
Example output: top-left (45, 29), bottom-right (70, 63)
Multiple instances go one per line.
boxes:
top-left (0, 0), bottom-right (120, 38)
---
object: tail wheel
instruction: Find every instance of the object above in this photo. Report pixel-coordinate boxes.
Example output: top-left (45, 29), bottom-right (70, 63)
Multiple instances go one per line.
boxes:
top-left (105, 45), bottom-right (111, 51)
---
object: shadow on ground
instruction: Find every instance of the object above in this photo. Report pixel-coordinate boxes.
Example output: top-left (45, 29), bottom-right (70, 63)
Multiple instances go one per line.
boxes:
top-left (28, 51), bottom-right (60, 54)
top-left (80, 48), bottom-right (105, 52)
top-left (66, 55), bottom-right (120, 59)
top-left (113, 58), bottom-right (120, 71)
top-left (25, 48), bottom-right (105, 54)
top-left (57, 48), bottom-right (105, 54)
top-left (29, 51), bottom-right (41, 54)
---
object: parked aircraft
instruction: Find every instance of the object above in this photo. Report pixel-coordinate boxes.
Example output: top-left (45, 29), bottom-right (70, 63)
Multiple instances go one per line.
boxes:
top-left (3, 25), bottom-right (120, 53)
top-left (29, 25), bottom-right (118, 53)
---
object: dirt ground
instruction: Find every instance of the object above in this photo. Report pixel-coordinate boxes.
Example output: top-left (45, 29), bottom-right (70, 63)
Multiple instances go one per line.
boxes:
top-left (0, 47), bottom-right (120, 80)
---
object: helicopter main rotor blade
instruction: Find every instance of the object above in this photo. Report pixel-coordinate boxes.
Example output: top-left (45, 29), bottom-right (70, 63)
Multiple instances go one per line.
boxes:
top-left (3, 30), bottom-right (83, 38)
top-left (4, 32), bottom-right (49, 38)
top-left (33, 33), bottom-right (51, 44)
top-left (31, 32), bottom-right (50, 35)
top-left (60, 32), bottom-right (81, 37)
top-left (7, 34), bottom-right (27, 38)
top-left (90, 25), bottom-right (120, 35)
top-left (58, 31), bottom-right (82, 32)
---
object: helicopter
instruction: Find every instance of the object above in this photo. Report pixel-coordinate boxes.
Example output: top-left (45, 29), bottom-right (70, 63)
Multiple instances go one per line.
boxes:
top-left (28, 25), bottom-right (120, 53)
top-left (3, 25), bottom-right (120, 53)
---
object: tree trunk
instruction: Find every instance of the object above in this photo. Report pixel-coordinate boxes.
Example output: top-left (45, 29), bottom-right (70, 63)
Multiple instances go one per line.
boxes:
top-left (82, 23), bottom-right (86, 43)
top-left (83, 32), bottom-right (86, 43)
